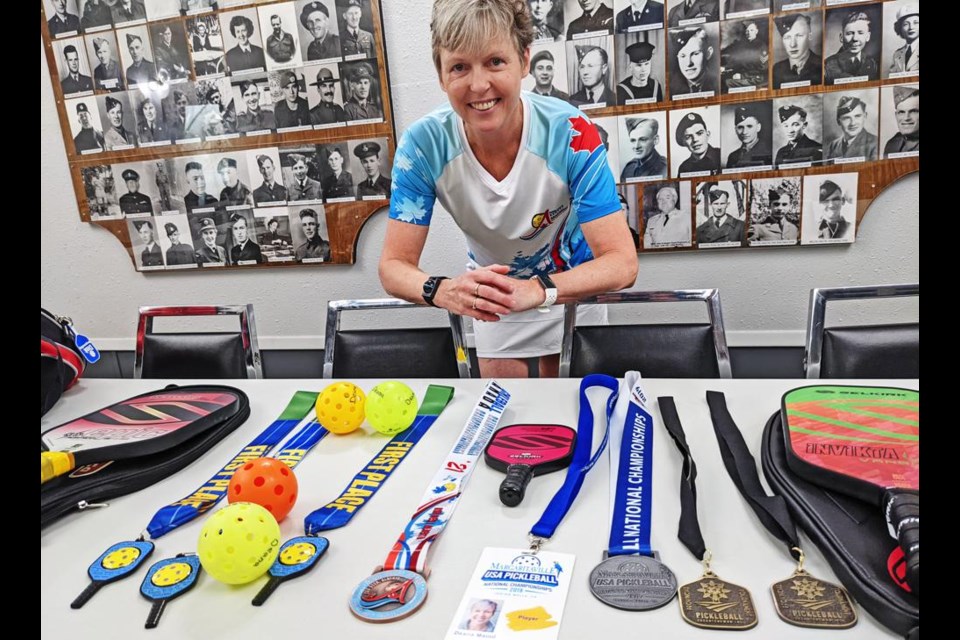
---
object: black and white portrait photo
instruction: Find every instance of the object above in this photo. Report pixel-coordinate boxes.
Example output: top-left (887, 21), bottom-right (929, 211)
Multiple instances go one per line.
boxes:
top-left (880, 84), bottom-right (918, 159)
top-left (56, 38), bottom-right (94, 96)
top-left (220, 8), bottom-right (267, 75)
top-left (565, 0), bottom-right (616, 39)
top-left (97, 92), bottom-right (138, 150)
top-left (883, 1), bottom-right (918, 79)
top-left (349, 138), bottom-right (392, 200)
top-left (255, 208), bottom-right (296, 262)
top-left (591, 116), bottom-right (621, 179)
top-left (189, 213), bottom-right (227, 266)
top-left (131, 91), bottom-right (171, 146)
top-left (143, 159), bottom-right (180, 213)
top-left (261, 2), bottom-right (303, 70)
top-left (566, 37), bottom-right (617, 109)
top-left (525, 44), bottom-right (570, 101)
top-left (618, 183), bottom-right (640, 248)
top-left (177, 155), bottom-right (220, 213)
top-left (822, 89), bottom-right (879, 163)
top-left (670, 105), bottom-right (721, 177)
top-left (232, 75), bottom-right (277, 135)
top-left (298, 0), bottom-right (343, 62)
top-left (114, 161), bottom-right (155, 216)
top-left (247, 148), bottom-right (288, 206)
top-left (46, 0), bottom-right (81, 38)
top-left (111, 0), bottom-right (148, 27)
top-left (719, 16), bottom-right (768, 93)
top-left (721, 0), bottom-right (769, 20)
top-left (156, 215), bottom-right (198, 269)
top-left (212, 154), bottom-right (256, 210)
top-left (618, 112), bottom-right (668, 182)
top-left (615, 32), bottom-right (665, 104)
top-left (150, 21), bottom-right (192, 82)
top-left (67, 97), bottom-right (104, 154)
top-left (748, 177), bottom-right (800, 246)
top-left (161, 86), bottom-right (200, 143)
top-left (117, 26), bottom-right (159, 87)
top-left (338, 0), bottom-right (377, 59)
top-left (772, 94), bottom-right (823, 168)
top-left (341, 59), bottom-right (384, 122)
top-left (641, 180), bottom-right (692, 248)
top-left (291, 205), bottom-right (331, 263)
top-left (530, 0), bottom-right (565, 42)
top-left (801, 172), bottom-right (857, 245)
top-left (78, 0), bottom-right (112, 33)
top-left (667, 0), bottom-right (719, 28)
top-left (271, 69), bottom-right (312, 130)
top-left (614, 0), bottom-right (665, 33)
top-left (721, 100), bottom-right (773, 172)
top-left (305, 64), bottom-right (347, 127)
top-left (81, 165), bottom-right (121, 218)
top-left (145, 0), bottom-right (181, 22)
top-left (225, 210), bottom-right (264, 266)
top-left (771, 11), bottom-right (822, 89)
top-left (668, 24), bottom-right (720, 99)
top-left (281, 147), bottom-right (324, 203)
top-left (128, 217), bottom-right (166, 270)
top-left (187, 14), bottom-right (225, 77)
top-left (695, 179), bottom-right (746, 247)
top-left (86, 32), bottom-right (126, 92)
top-left (318, 143), bottom-right (357, 202)
top-left (824, 3), bottom-right (882, 84)
top-left (181, 0), bottom-right (217, 15)
top-left (188, 77), bottom-right (238, 139)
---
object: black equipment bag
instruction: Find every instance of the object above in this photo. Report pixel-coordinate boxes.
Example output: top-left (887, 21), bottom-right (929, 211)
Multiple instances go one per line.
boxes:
top-left (41, 308), bottom-right (86, 417)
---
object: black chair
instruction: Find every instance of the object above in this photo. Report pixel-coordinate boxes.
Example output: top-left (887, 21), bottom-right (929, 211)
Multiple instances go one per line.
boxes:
top-left (323, 298), bottom-right (472, 379)
top-left (135, 305), bottom-right (263, 379)
top-left (559, 289), bottom-right (732, 378)
top-left (804, 284), bottom-right (919, 379)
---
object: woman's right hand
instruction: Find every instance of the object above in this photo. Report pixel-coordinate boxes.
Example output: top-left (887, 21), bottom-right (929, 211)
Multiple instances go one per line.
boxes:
top-left (436, 265), bottom-right (517, 322)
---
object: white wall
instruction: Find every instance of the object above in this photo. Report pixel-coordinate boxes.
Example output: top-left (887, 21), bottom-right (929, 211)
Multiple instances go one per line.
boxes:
top-left (40, 1), bottom-right (919, 351)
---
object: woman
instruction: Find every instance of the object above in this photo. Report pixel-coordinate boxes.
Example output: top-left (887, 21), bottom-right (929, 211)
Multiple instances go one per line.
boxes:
top-left (459, 599), bottom-right (498, 632)
top-left (379, 0), bottom-right (637, 378)
top-left (136, 98), bottom-right (168, 143)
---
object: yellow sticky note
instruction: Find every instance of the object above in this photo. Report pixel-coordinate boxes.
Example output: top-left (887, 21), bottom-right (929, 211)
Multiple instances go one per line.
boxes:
top-left (505, 606), bottom-right (559, 631)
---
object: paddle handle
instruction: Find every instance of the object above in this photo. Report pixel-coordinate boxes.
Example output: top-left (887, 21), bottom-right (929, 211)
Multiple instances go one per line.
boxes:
top-left (885, 490), bottom-right (919, 596)
top-left (41, 451), bottom-right (75, 483)
top-left (499, 464), bottom-right (534, 507)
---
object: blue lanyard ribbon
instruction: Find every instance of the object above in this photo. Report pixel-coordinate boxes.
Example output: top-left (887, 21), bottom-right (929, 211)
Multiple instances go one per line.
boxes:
top-left (145, 391), bottom-right (319, 539)
top-left (530, 374), bottom-right (619, 540)
top-left (607, 371), bottom-right (655, 557)
top-left (303, 385), bottom-right (455, 534)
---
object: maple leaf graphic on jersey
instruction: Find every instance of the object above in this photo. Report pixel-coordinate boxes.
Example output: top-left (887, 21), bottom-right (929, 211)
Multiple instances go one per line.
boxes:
top-left (568, 115), bottom-right (602, 154)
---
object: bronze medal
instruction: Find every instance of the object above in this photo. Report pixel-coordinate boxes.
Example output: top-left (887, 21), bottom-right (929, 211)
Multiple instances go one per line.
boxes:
top-left (771, 570), bottom-right (858, 629)
top-left (679, 573), bottom-right (758, 631)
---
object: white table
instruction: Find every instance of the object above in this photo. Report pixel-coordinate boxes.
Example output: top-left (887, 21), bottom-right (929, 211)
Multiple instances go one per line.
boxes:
top-left (41, 378), bottom-right (917, 639)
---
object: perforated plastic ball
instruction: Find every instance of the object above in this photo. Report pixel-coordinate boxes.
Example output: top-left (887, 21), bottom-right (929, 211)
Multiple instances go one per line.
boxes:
top-left (228, 457), bottom-right (298, 521)
top-left (316, 382), bottom-right (367, 434)
top-left (197, 503), bottom-right (281, 585)
top-left (365, 381), bottom-right (418, 436)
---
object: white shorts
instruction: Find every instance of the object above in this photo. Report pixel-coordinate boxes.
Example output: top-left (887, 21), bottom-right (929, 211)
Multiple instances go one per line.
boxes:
top-left (473, 304), bottom-right (608, 359)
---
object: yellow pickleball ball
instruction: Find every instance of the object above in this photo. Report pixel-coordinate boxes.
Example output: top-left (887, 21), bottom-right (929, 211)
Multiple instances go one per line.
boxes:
top-left (197, 503), bottom-right (281, 585)
top-left (316, 382), bottom-right (366, 434)
top-left (365, 381), bottom-right (418, 436)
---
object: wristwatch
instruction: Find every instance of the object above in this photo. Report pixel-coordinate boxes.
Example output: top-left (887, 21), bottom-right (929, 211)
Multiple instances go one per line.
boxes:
top-left (534, 273), bottom-right (558, 313)
top-left (422, 276), bottom-right (449, 307)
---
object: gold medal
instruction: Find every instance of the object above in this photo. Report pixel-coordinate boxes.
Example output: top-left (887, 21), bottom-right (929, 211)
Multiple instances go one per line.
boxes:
top-left (770, 548), bottom-right (858, 629)
top-left (678, 551), bottom-right (758, 631)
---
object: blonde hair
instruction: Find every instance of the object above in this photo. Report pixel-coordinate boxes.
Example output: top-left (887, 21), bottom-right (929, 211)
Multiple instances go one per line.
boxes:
top-left (431, 0), bottom-right (533, 72)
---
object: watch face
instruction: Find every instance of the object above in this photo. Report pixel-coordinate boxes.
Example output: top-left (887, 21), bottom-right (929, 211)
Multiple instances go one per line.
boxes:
top-left (423, 277), bottom-right (438, 296)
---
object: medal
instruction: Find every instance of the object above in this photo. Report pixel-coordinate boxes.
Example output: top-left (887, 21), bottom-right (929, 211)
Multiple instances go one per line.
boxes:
top-left (706, 391), bottom-right (858, 629)
top-left (349, 381), bottom-right (511, 623)
top-left (589, 372), bottom-right (677, 610)
top-left (658, 396), bottom-right (757, 630)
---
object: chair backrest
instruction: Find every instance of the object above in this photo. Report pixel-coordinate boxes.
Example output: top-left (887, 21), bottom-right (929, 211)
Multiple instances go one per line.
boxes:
top-left (559, 289), bottom-right (732, 379)
top-left (323, 298), bottom-right (471, 379)
top-left (804, 284), bottom-right (919, 379)
top-left (136, 305), bottom-right (263, 379)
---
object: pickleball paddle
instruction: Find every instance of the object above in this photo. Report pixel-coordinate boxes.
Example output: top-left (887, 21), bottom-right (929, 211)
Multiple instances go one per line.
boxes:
top-left (41, 386), bottom-right (242, 483)
top-left (484, 424), bottom-right (576, 506)
top-left (781, 385), bottom-right (919, 595)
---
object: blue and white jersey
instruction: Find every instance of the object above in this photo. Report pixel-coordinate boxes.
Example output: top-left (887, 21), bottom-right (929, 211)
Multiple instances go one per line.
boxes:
top-left (389, 93), bottom-right (622, 277)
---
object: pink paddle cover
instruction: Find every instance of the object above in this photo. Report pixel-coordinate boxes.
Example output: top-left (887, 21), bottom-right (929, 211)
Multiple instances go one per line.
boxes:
top-left (486, 424), bottom-right (575, 467)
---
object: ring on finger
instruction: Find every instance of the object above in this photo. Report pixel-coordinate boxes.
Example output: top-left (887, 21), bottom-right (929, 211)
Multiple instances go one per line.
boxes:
top-left (474, 282), bottom-right (481, 297)
top-left (471, 296), bottom-right (479, 311)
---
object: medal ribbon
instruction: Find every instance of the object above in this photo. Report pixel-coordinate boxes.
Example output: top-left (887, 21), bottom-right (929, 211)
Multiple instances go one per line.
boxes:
top-left (381, 381), bottom-right (511, 574)
top-left (530, 374), bottom-right (619, 540)
top-left (657, 396), bottom-right (707, 560)
top-left (606, 372), bottom-right (657, 557)
top-left (303, 385), bottom-right (455, 534)
top-left (145, 391), bottom-right (319, 539)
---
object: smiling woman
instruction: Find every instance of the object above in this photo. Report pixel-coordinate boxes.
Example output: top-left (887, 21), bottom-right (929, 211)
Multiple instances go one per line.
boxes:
top-left (378, 0), bottom-right (638, 378)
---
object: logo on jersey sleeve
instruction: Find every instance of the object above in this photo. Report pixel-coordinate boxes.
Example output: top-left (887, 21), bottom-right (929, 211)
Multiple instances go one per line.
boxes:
top-left (520, 204), bottom-right (569, 241)
top-left (568, 116), bottom-right (603, 154)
